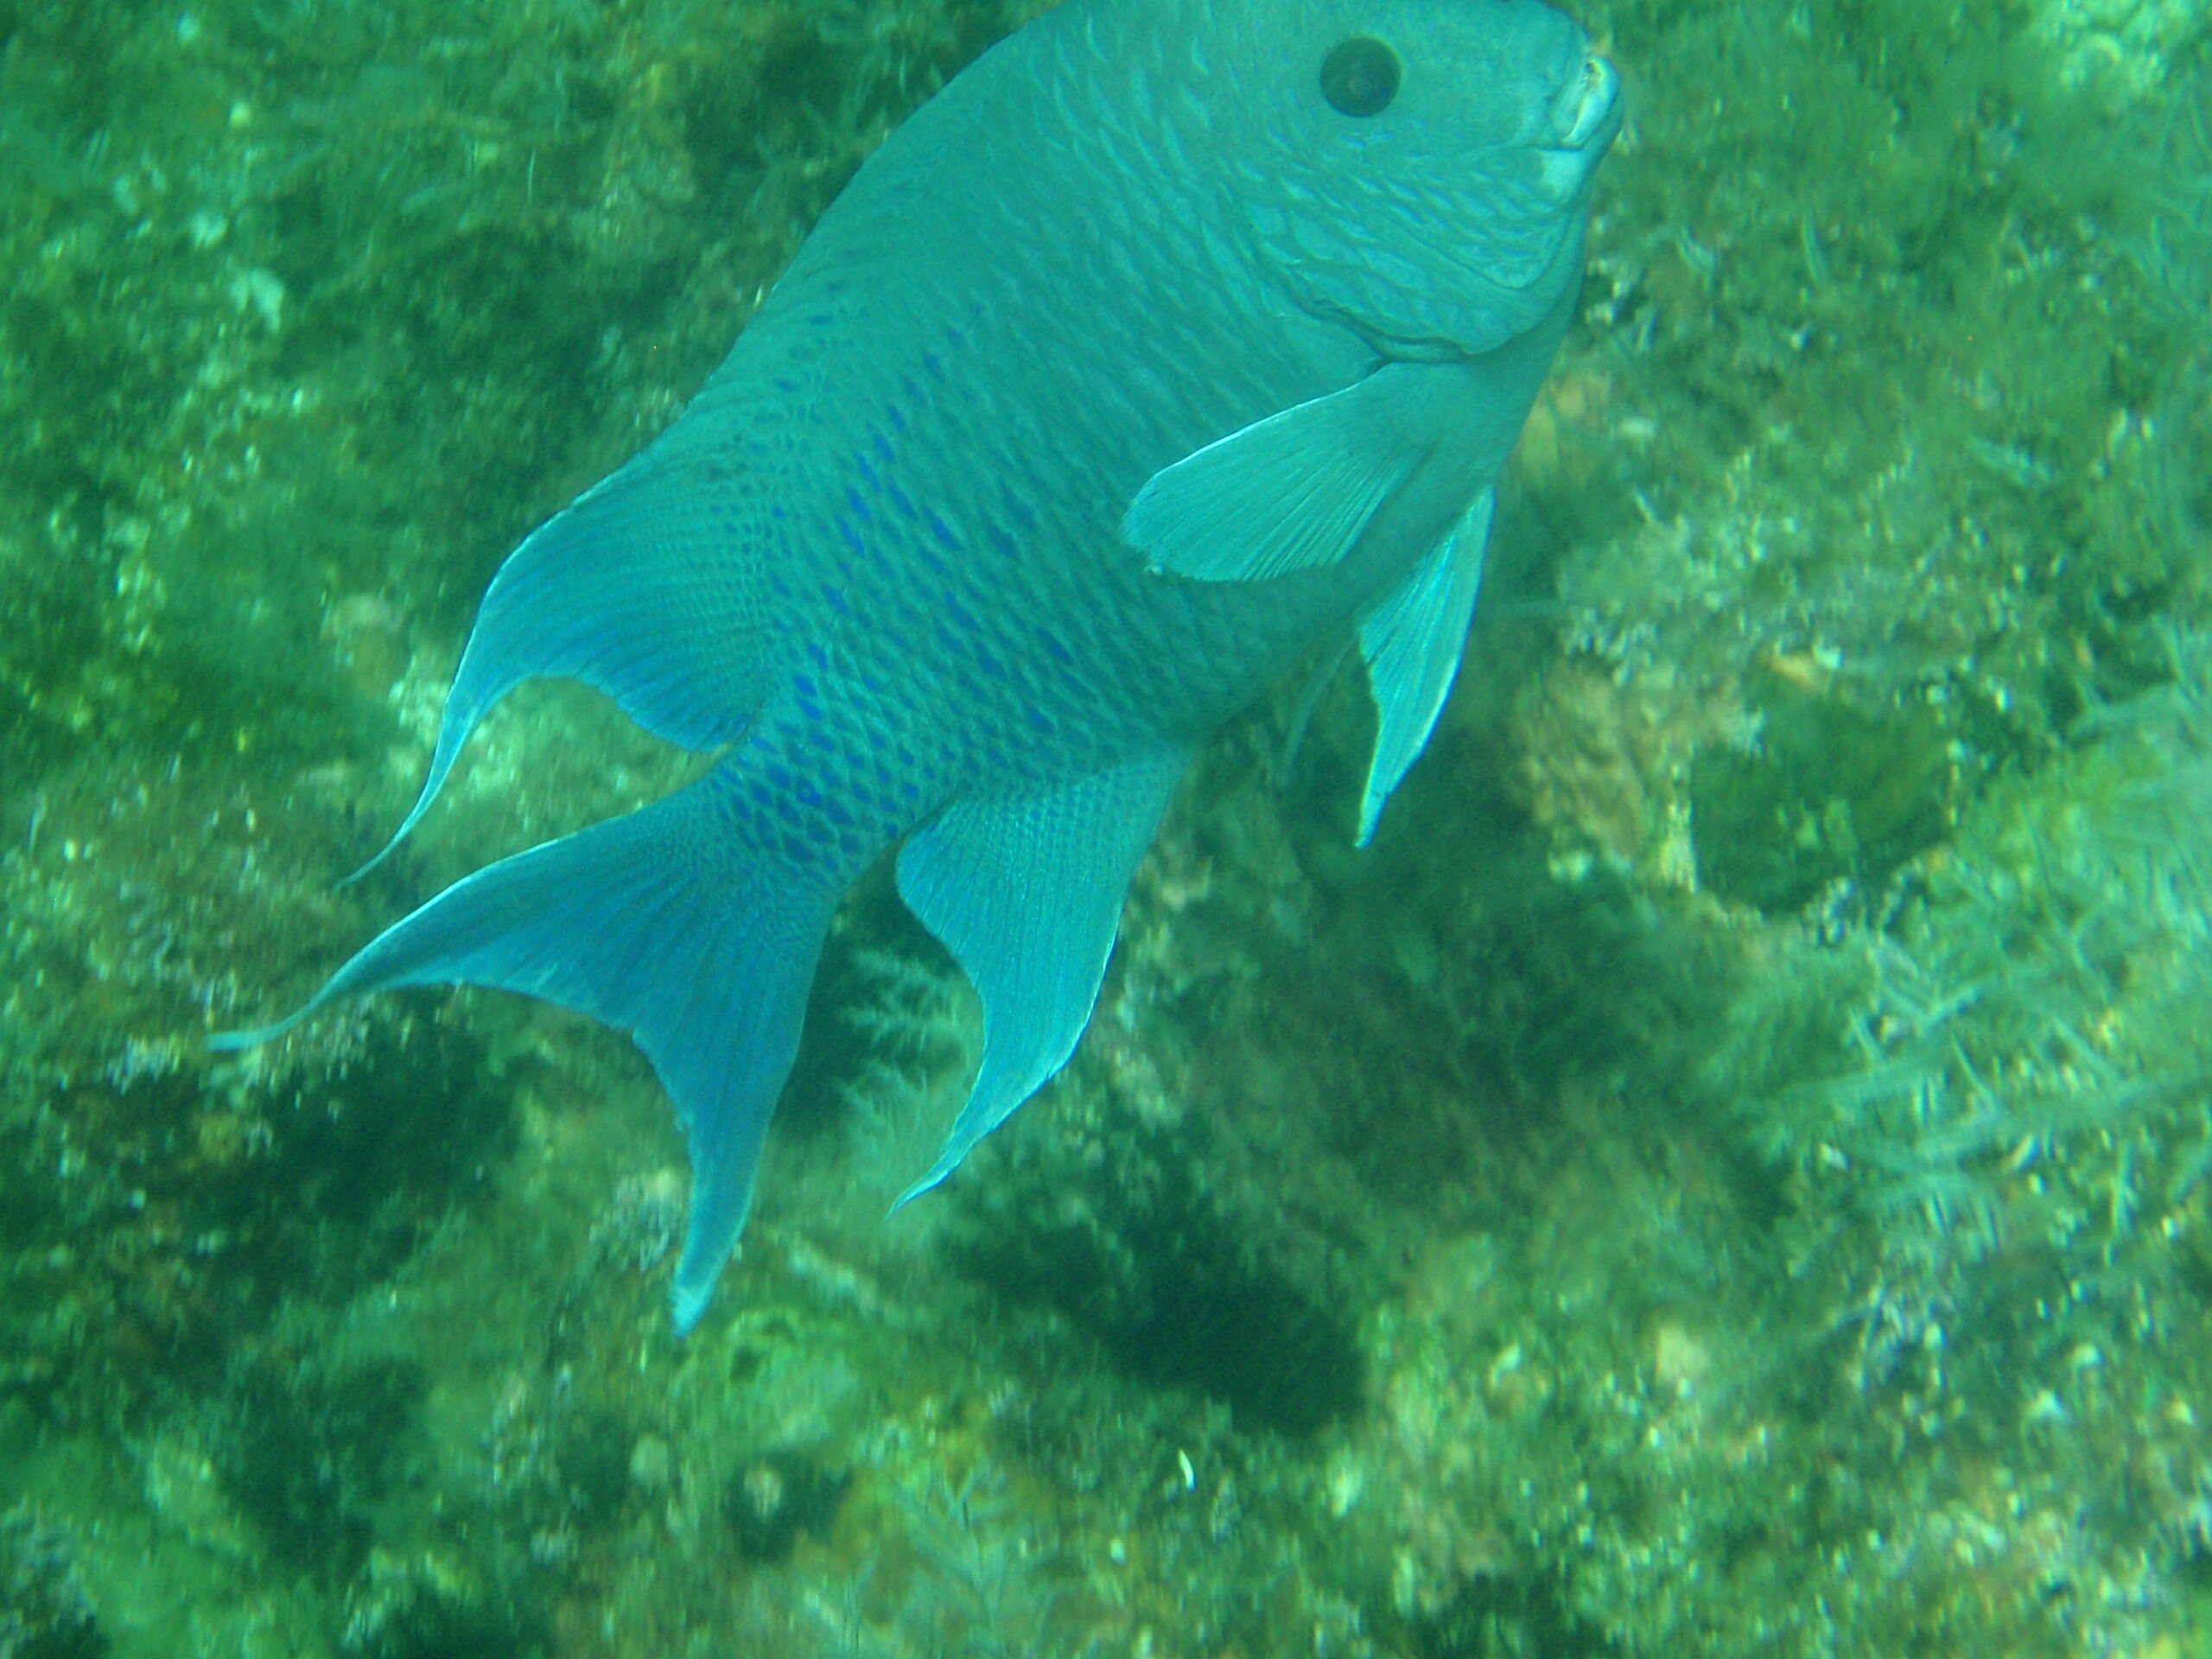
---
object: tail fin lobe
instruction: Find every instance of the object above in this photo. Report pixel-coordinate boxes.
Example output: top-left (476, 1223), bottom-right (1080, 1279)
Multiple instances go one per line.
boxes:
top-left (215, 762), bottom-right (835, 1332)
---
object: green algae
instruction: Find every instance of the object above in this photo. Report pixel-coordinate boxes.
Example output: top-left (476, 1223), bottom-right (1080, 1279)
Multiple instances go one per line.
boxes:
top-left (1688, 664), bottom-right (1954, 912)
top-left (2, 0), bottom-right (2209, 1656)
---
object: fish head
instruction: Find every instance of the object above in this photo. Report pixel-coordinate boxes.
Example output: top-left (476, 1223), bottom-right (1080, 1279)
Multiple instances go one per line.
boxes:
top-left (1199, 0), bottom-right (1623, 361)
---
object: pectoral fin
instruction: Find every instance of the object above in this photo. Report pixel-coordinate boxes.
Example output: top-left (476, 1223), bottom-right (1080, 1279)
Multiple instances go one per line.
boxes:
top-left (1356, 489), bottom-right (1492, 845)
top-left (1122, 370), bottom-right (1433, 583)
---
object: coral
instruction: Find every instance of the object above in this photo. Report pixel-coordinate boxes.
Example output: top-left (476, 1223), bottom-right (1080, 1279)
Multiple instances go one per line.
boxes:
top-left (724, 1446), bottom-right (851, 1563)
top-left (1687, 663), bottom-right (1953, 913)
top-left (784, 1466), bottom-right (1086, 1659)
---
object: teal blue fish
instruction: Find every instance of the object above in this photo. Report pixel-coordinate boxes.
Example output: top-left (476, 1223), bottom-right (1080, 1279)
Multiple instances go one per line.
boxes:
top-left (216, 0), bottom-right (1620, 1331)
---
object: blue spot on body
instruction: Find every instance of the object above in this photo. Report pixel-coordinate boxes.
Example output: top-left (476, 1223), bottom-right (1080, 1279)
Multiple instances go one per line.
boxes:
top-left (988, 526), bottom-right (1018, 560)
top-left (822, 582), bottom-right (852, 616)
top-left (844, 484), bottom-right (873, 523)
top-left (1038, 626), bottom-right (1073, 664)
top-left (925, 508), bottom-right (963, 552)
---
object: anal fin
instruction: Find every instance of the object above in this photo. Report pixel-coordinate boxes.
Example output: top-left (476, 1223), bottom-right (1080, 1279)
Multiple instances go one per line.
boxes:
top-left (892, 747), bottom-right (1189, 1205)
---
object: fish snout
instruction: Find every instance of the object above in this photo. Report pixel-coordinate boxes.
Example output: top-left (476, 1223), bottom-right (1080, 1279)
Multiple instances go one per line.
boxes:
top-left (1527, 52), bottom-right (1620, 200)
top-left (1546, 54), bottom-right (1620, 152)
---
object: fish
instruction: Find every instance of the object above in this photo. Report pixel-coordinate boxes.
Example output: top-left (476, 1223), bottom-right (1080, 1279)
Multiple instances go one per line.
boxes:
top-left (213, 0), bottom-right (1622, 1332)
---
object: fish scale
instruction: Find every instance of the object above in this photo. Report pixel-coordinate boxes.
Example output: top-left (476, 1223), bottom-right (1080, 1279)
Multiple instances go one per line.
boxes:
top-left (216, 0), bottom-right (1622, 1332)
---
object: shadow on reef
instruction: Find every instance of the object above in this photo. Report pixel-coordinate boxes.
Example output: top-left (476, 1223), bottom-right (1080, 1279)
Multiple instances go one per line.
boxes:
top-left (0, 1502), bottom-right (107, 1659)
top-left (335, 1549), bottom-right (551, 1659)
top-left (947, 1101), bottom-right (1363, 1439)
top-left (0, 1008), bottom-right (513, 1423)
top-left (215, 1345), bottom-right (426, 1580)
top-left (1409, 1561), bottom-right (1607, 1659)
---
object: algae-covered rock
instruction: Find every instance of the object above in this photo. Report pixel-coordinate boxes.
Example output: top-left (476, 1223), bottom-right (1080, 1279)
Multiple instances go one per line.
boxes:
top-left (2, 0), bottom-right (2209, 1656)
top-left (0, 1504), bottom-right (105, 1659)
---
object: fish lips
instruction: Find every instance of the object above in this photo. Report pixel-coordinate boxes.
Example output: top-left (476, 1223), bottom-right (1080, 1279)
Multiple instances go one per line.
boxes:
top-left (1533, 54), bottom-right (1622, 199)
top-left (1548, 54), bottom-right (1623, 149)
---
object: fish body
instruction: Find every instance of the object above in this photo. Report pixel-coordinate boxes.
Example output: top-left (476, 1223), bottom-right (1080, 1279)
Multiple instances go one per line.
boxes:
top-left (216, 0), bottom-right (1621, 1330)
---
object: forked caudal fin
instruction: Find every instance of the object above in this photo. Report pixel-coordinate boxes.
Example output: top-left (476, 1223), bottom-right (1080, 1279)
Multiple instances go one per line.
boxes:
top-left (213, 762), bottom-right (838, 1333)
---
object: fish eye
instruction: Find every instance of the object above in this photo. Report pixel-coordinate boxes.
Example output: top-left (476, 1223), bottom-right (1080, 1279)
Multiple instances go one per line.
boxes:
top-left (1319, 36), bottom-right (1401, 118)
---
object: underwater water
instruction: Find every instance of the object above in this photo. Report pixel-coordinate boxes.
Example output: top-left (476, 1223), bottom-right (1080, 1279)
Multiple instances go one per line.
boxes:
top-left (1, 0), bottom-right (2208, 1653)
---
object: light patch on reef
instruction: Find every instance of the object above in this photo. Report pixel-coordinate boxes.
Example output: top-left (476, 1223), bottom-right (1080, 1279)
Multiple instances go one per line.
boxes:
top-left (2032, 0), bottom-right (2202, 90)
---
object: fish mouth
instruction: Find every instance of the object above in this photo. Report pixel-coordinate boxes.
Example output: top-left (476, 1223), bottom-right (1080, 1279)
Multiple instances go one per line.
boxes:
top-left (1542, 54), bottom-right (1621, 153)
top-left (1528, 53), bottom-right (1620, 200)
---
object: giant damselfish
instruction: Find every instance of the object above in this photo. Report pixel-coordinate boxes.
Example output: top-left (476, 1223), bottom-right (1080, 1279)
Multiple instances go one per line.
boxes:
top-left (215, 0), bottom-right (1622, 1332)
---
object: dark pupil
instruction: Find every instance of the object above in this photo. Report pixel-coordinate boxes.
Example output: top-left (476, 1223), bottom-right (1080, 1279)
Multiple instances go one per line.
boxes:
top-left (1320, 37), bottom-right (1401, 118)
